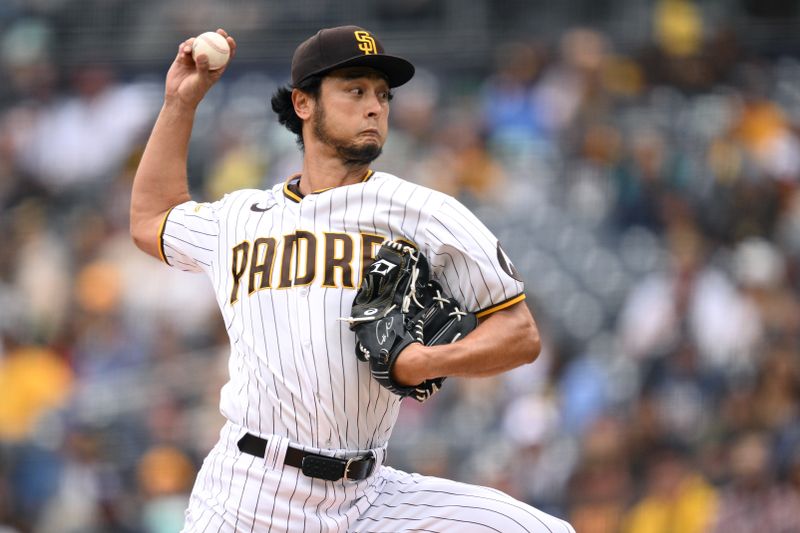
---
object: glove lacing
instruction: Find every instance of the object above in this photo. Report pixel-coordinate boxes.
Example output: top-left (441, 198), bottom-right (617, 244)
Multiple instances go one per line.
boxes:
top-left (432, 289), bottom-right (468, 321)
top-left (400, 247), bottom-right (425, 314)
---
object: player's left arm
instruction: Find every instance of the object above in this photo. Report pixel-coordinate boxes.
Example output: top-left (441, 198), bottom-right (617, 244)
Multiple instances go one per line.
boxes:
top-left (392, 300), bottom-right (539, 384)
top-left (392, 193), bottom-right (540, 385)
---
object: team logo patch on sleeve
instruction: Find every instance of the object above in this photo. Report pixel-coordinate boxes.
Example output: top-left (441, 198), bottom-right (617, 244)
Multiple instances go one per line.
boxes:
top-left (497, 241), bottom-right (522, 281)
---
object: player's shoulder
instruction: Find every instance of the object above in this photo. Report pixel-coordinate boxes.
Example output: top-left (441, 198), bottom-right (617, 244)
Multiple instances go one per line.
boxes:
top-left (173, 188), bottom-right (275, 220)
top-left (370, 171), bottom-right (451, 206)
top-left (222, 187), bottom-right (273, 203)
top-left (214, 188), bottom-right (276, 211)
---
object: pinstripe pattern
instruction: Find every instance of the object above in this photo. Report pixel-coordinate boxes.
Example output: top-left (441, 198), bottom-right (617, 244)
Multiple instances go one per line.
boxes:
top-left (162, 172), bottom-right (568, 531)
top-left (182, 422), bottom-right (574, 532)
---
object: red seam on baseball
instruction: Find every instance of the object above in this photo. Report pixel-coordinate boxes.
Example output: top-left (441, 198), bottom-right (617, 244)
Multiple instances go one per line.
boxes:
top-left (199, 34), bottom-right (229, 54)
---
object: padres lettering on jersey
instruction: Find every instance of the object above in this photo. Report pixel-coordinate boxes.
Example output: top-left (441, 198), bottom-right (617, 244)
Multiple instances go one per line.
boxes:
top-left (159, 171), bottom-right (525, 451)
top-left (228, 231), bottom-right (386, 303)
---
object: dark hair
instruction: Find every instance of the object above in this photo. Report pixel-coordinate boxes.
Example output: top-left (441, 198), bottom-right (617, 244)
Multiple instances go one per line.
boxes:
top-left (270, 75), bottom-right (323, 149)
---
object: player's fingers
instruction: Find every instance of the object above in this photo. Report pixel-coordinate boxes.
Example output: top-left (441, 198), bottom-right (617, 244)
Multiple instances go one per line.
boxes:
top-left (175, 38), bottom-right (195, 64)
top-left (215, 28), bottom-right (237, 60)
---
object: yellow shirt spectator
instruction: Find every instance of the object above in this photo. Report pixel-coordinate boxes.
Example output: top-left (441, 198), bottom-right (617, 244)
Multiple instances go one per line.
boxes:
top-left (0, 346), bottom-right (73, 441)
top-left (623, 473), bottom-right (718, 533)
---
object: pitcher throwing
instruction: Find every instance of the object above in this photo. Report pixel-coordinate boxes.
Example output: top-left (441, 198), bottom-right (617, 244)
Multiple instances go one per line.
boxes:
top-left (130, 25), bottom-right (575, 532)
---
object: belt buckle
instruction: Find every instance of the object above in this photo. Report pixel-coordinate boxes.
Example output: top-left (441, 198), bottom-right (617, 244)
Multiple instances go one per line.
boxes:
top-left (344, 450), bottom-right (376, 481)
top-left (343, 457), bottom-right (357, 481)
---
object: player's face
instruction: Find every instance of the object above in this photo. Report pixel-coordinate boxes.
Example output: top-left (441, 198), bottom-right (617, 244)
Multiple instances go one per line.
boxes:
top-left (311, 68), bottom-right (391, 165)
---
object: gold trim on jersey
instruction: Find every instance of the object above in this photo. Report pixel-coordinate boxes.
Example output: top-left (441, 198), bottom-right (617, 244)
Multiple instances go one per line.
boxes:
top-left (282, 170), bottom-right (375, 202)
top-left (283, 174), bottom-right (303, 203)
top-left (475, 293), bottom-right (526, 319)
top-left (158, 207), bottom-right (175, 266)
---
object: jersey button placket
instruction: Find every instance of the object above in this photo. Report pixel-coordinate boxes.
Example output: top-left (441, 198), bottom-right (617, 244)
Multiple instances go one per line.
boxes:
top-left (296, 200), bottom-right (313, 353)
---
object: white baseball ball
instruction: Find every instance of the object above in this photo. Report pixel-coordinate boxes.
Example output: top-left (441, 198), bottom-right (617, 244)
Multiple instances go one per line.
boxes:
top-left (192, 31), bottom-right (230, 70)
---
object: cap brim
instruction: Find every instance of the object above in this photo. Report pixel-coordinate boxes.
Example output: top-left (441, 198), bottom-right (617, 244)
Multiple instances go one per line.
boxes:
top-left (304, 54), bottom-right (415, 88)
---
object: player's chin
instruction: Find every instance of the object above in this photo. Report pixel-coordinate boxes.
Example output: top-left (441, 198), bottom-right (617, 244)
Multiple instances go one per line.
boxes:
top-left (340, 140), bottom-right (383, 165)
top-left (362, 138), bottom-right (384, 153)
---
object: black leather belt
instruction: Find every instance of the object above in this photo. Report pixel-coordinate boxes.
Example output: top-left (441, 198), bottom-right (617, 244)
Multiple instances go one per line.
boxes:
top-left (237, 433), bottom-right (376, 482)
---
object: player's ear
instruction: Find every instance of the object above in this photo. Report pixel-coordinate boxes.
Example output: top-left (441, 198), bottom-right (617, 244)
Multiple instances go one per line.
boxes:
top-left (292, 88), bottom-right (314, 121)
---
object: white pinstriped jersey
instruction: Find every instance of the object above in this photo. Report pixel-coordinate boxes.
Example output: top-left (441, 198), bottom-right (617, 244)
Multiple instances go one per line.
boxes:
top-left (160, 170), bottom-right (525, 452)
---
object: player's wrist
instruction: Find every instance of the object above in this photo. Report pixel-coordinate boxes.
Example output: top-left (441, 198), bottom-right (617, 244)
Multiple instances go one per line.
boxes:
top-left (391, 342), bottom-right (430, 386)
top-left (163, 94), bottom-right (201, 114)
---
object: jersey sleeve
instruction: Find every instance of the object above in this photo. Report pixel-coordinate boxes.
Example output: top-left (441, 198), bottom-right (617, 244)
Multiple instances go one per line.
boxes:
top-left (158, 200), bottom-right (220, 274)
top-left (422, 196), bottom-right (526, 318)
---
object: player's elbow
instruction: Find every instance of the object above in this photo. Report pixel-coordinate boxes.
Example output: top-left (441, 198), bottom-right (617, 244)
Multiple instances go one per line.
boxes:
top-left (130, 216), bottom-right (147, 249)
top-left (130, 226), bottom-right (149, 253)
top-left (514, 305), bottom-right (541, 365)
top-left (129, 214), bottom-right (163, 259)
top-left (490, 301), bottom-right (541, 367)
top-left (522, 320), bottom-right (541, 364)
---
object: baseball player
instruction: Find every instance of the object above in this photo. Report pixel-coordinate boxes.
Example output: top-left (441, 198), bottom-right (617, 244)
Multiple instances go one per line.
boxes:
top-left (130, 26), bottom-right (575, 532)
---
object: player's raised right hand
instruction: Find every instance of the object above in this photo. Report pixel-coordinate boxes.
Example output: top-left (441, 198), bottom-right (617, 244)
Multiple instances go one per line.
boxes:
top-left (164, 29), bottom-right (236, 109)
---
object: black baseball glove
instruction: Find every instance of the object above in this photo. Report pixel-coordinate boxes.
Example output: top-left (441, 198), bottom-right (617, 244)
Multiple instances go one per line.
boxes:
top-left (342, 240), bottom-right (477, 402)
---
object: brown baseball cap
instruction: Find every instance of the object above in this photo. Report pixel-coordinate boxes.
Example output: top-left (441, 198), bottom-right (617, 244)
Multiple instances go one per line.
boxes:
top-left (291, 25), bottom-right (415, 88)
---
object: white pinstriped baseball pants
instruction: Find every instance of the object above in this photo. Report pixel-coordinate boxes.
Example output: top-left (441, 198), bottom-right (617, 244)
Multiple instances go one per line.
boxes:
top-left (182, 422), bottom-right (575, 533)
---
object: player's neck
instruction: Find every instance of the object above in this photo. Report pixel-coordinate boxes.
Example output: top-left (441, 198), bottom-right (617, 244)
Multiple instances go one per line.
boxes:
top-left (298, 154), bottom-right (371, 195)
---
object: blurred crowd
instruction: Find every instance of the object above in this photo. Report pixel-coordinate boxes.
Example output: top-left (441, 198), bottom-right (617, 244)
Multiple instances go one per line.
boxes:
top-left (4, 0), bottom-right (800, 532)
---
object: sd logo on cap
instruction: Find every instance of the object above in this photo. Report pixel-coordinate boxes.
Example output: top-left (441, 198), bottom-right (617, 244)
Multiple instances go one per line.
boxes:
top-left (290, 25), bottom-right (415, 88)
